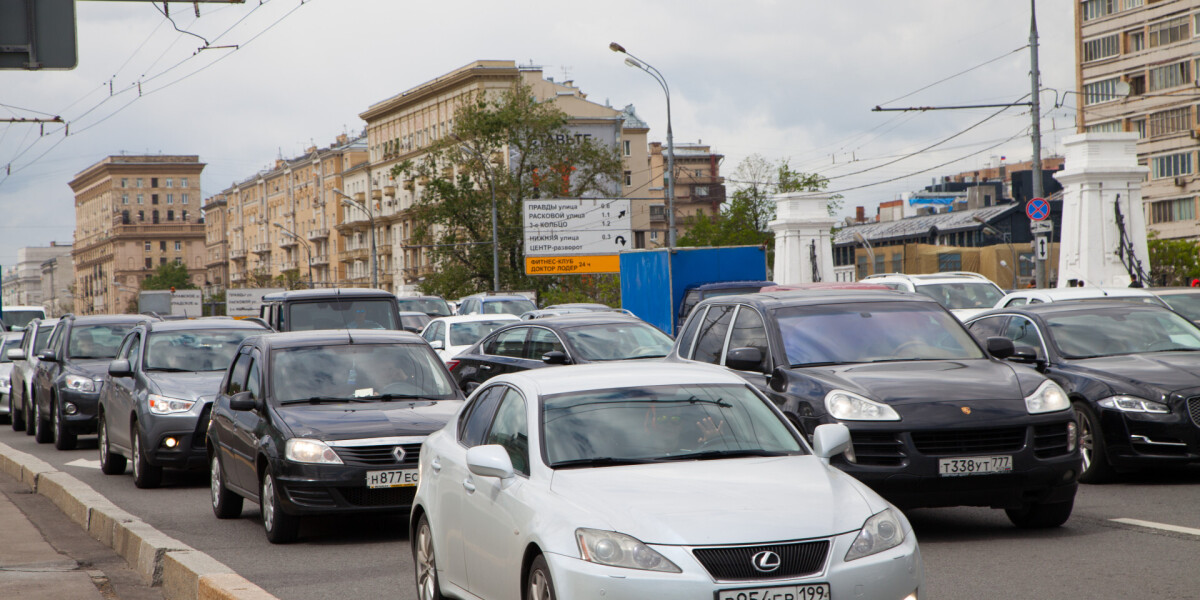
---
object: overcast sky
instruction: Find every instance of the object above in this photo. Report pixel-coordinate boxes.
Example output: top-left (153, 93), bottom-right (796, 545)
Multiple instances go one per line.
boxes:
top-left (0, 0), bottom-right (1075, 268)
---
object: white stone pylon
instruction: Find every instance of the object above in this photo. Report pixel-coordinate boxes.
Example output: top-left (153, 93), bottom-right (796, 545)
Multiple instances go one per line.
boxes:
top-left (768, 193), bottom-right (836, 284)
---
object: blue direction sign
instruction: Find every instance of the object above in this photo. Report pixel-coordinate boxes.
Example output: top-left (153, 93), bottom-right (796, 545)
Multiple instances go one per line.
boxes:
top-left (1026, 197), bottom-right (1050, 221)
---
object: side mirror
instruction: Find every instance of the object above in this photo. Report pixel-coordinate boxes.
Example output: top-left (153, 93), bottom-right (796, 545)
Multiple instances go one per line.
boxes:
top-left (812, 423), bottom-right (852, 461)
top-left (429, 340), bottom-right (445, 350)
top-left (6, 348), bottom-right (25, 361)
top-left (108, 359), bottom-right (133, 378)
top-left (229, 391), bottom-right (257, 411)
top-left (985, 336), bottom-right (1016, 360)
top-left (542, 351), bottom-right (570, 365)
top-left (1010, 345), bottom-right (1039, 363)
top-left (725, 347), bottom-right (765, 372)
top-left (38, 351), bottom-right (58, 363)
top-left (466, 444), bottom-right (515, 479)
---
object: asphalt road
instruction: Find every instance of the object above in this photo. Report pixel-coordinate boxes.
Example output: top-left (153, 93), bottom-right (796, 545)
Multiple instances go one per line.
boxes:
top-left (3, 425), bottom-right (1200, 600)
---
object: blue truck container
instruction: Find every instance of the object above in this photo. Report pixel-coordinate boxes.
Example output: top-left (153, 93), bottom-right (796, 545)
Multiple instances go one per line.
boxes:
top-left (619, 246), bottom-right (770, 335)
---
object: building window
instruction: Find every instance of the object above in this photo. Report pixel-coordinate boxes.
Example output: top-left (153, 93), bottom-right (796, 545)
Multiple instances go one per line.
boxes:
top-left (1124, 0), bottom-right (1142, 8)
top-left (1019, 252), bottom-right (1036, 277)
top-left (1149, 16), bottom-right (1189, 48)
top-left (1083, 34), bottom-right (1119, 62)
top-left (694, 185), bottom-right (710, 197)
top-left (144, 241), bottom-right (151, 251)
top-left (167, 194), bottom-right (173, 204)
top-left (152, 194), bottom-right (159, 205)
top-left (650, 230), bottom-right (659, 241)
top-left (892, 253), bottom-right (903, 273)
top-left (1127, 29), bottom-right (1145, 52)
top-left (624, 171), bottom-right (632, 186)
top-left (1151, 152), bottom-right (1194, 179)
top-left (166, 178), bottom-right (173, 188)
top-left (160, 241), bottom-right (167, 251)
top-left (1127, 74), bottom-right (1145, 96)
top-left (1083, 77), bottom-right (1122, 105)
top-left (138, 210), bottom-right (144, 222)
top-left (122, 194), bottom-right (129, 204)
top-left (167, 210), bottom-right (174, 221)
top-left (1132, 118), bottom-right (1147, 138)
top-left (1148, 107), bottom-right (1191, 137)
top-left (181, 177), bottom-right (189, 188)
top-left (856, 254), bottom-right (868, 279)
top-left (1082, 0), bottom-right (1114, 21)
top-left (873, 254), bottom-right (885, 275)
top-left (145, 258), bottom-right (152, 269)
top-left (182, 210), bottom-right (188, 221)
top-left (1087, 120), bottom-right (1122, 133)
top-left (1150, 197), bottom-right (1196, 223)
top-left (151, 177), bottom-right (158, 188)
top-left (938, 253), bottom-right (962, 272)
top-left (136, 178), bottom-right (143, 188)
top-left (121, 210), bottom-right (130, 224)
top-left (1149, 60), bottom-right (1191, 91)
top-left (136, 194), bottom-right (144, 204)
top-left (153, 211), bottom-right (159, 224)
top-left (174, 241), bottom-right (182, 251)
top-left (160, 257), bottom-right (167, 265)
top-left (623, 140), bottom-right (631, 156)
top-left (121, 178), bottom-right (128, 188)
top-left (181, 193), bottom-right (188, 205)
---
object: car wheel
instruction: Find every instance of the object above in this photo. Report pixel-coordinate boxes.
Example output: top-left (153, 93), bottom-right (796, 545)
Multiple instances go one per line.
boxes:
top-left (261, 472), bottom-right (299, 544)
top-left (0, 396), bottom-right (10, 426)
top-left (210, 453), bottom-right (243, 519)
top-left (132, 431), bottom-right (163, 489)
top-left (53, 399), bottom-right (77, 450)
top-left (23, 390), bottom-right (36, 436)
top-left (414, 515), bottom-right (445, 600)
top-left (34, 396), bottom-right (52, 444)
top-left (11, 388), bottom-right (26, 431)
top-left (98, 416), bottom-right (127, 475)
top-left (527, 554), bottom-right (557, 600)
top-left (1006, 498), bottom-right (1074, 528)
top-left (1075, 402), bottom-right (1115, 484)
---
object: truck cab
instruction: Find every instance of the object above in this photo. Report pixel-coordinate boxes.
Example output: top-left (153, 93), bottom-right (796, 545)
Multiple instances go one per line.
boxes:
top-left (259, 288), bottom-right (402, 332)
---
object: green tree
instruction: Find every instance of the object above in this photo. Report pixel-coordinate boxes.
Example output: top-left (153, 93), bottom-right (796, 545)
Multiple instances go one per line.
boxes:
top-left (274, 269), bottom-right (306, 291)
top-left (1148, 235), bottom-right (1200, 286)
top-left (140, 261), bottom-right (195, 291)
top-left (392, 82), bottom-right (623, 300)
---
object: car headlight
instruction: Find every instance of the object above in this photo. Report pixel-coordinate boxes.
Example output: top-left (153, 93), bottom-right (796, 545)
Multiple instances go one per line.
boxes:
top-left (285, 438), bottom-right (343, 465)
top-left (1098, 395), bottom-right (1169, 414)
top-left (147, 394), bottom-right (196, 415)
top-left (825, 390), bottom-right (900, 421)
top-left (845, 508), bottom-right (906, 562)
top-left (65, 374), bottom-right (99, 394)
top-left (576, 528), bottom-right (681, 573)
top-left (1024, 380), bottom-right (1070, 414)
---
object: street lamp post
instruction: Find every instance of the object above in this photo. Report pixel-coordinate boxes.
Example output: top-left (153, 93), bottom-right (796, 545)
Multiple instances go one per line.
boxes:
top-left (453, 137), bottom-right (501, 292)
top-left (273, 222), bottom-right (314, 289)
top-left (610, 42), bottom-right (676, 248)
top-left (332, 188), bottom-right (378, 289)
top-left (974, 215), bottom-right (1018, 289)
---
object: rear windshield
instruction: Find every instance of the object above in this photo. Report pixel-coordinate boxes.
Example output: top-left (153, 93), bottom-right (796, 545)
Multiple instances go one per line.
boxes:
top-left (482, 299), bottom-right (536, 315)
top-left (396, 297), bottom-right (452, 317)
top-left (914, 282), bottom-right (1003, 310)
top-left (287, 299), bottom-right (398, 331)
top-left (3, 310), bottom-right (45, 331)
top-left (69, 324), bottom-right (138, 360)
top-left (145, 329), bottom-right (259, 372)
top-left (449, 320), bottom-right (513, 347)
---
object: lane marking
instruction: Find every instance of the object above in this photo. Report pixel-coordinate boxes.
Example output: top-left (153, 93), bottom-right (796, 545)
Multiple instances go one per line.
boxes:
top-left (64, 459), bottom-right (101, 470)
top-left (1111, 518), bottom-right (1200, 537)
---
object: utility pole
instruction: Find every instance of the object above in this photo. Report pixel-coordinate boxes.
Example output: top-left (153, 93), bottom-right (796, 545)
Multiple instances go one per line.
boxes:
top-left (1029, 0), bottom-right (1049, 289)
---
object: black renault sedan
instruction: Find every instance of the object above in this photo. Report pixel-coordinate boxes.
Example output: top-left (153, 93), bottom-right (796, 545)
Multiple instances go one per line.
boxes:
top-left (450, 313), bottom-right (674, 392)
top-left (206, 330), bottom-right (463, 543)
top-left (668, 290), bottom-right (1080, 528)
top-left (97, 318), bottom-right (270, 488)
top-left (966, 301), bottom-right (1200, 483)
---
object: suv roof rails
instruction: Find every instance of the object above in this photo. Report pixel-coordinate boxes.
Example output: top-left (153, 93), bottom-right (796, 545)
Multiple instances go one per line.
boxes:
top-left (862, 272), bottom-right (990, 282)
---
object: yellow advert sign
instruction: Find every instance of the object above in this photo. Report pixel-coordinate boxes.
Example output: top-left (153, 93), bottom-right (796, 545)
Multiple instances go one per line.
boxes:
top-left (525, 255), bottom-right (620, 275)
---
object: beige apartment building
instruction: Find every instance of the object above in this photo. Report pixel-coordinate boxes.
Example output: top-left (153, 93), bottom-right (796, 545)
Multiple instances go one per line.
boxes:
top-left (206, 133), bottom-right (366, 290)
top-left (1076, 0), bottom-right (1200, 239)
top-left (643, 142), bottom-right (727, 247)
top-left (68, 155), bottom-right (206, 314)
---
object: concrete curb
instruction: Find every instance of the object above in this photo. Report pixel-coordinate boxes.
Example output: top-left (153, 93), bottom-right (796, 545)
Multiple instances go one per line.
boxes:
top-left (0, 442), bottom-right (278, 600)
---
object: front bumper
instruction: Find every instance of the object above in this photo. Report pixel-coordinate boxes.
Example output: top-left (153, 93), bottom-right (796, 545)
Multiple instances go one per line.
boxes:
top-left (59, 389), bottom-right (101, 434)
top-left (271, 453), bottom-right (421, 517)
top-left (545, 529), bottom-right (922, 600)
top-left (1099, 404), bottom-right (1200, 469)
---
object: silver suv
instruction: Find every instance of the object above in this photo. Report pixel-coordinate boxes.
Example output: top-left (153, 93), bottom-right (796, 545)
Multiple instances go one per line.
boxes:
top-left (861, 272), bottom-right (1004, 321)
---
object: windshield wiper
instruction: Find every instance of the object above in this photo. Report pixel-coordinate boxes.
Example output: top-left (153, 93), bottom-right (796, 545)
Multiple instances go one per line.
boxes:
top-left (625, 354), bottom-right (668, 360)
top-left (146, 366), bottom-right (195, 372)
top-left (550, 457), bottom-right (664, 469)
top-left (354, 393), bottom-right (430, 402)
top-left (790, 361), bottom-right (851, 368)
top-left (279, 396), bottom-right (373, 405)
top-left (659, 449), bottom-right (794, 462)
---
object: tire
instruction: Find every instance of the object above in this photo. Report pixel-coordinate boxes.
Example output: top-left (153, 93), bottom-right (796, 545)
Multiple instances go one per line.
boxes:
top-left (53, 400), bottom-right (77, 451)
top-left (210, 453), bottom-right (243, 519)
top-left (0, 395), bottom-right (10, 426)
top-left (1006, 498), bottom-right (1074, 528)
top-left (261, 472), bottom-right (299, 544)
top-left (24, 390), bottom-right (35, 436)
top-left (526, 554), bottom-right (557, 600)
top-left (1075, 402), bottom-right (1115, 484)
top-left (11, 388), bottom-right (26, 431)
top-left (131, 431), bottom-right (163, 489)
top-left (98, 416), bottom-right (127, 475)
top-left (413, 515), bottom-right (445, 600)
top-left (34, 396), bottom-right (52, 444)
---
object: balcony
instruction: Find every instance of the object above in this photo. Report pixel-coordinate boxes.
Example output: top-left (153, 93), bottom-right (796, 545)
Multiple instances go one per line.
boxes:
top-left (377, 244), bottom-right (393, 256)
top-left (230, 248), bottom-right (247, 260)
top-left (279, 237), bottom-right (298, 249)
top-left (307, 228), bottom-right (329, 241)
top-left (252, 243), bottom-right (272, 255)
top-left (312, 254), bottom-right (329, 266)
top-left (344, 247), bottom-right (369, 261)
top-left (383, 185), bottom-right (396, 197)
top-left (230, 272), bottom-right (245, 283)
top-left (280, 261), bottom-right (298, 271)
top-left (649, 206), bottom-right (667, 222)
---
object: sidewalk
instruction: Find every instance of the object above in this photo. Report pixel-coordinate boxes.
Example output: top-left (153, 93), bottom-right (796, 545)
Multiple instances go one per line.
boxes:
top-left (0, 471), bottom-right (163, 600)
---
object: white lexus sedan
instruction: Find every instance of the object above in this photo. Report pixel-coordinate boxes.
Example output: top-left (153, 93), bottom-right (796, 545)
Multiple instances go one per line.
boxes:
top-left (420, 314), bottom-right (520, 363)
top-left (411, 363), bottom-right (923, 600)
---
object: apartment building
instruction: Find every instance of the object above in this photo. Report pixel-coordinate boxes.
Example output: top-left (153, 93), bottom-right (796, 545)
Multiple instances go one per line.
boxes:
top-left (68, 155), bottom-right (206, 314)
top-left (1, 243), bottom-right (73, 309)
top-left (644, 142), bottom-right (727, 247)
top-left (1076, 0), bottom-right (1200, 239)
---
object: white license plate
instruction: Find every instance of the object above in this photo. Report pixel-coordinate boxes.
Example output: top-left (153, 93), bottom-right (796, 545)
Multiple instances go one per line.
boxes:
top-left (938, 455), bottom-right (1012, 477)
top-left (717, 584), bottom-right (830, 600)
top-left (366, 469), bottom-right (419, 489)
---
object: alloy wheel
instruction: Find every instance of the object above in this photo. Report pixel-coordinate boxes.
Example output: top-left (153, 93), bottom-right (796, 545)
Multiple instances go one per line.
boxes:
top-left (416, 520), bottom-right (438, 600)
top-left (132, 435), bottom-right (141, 480)
top-left (211, 457), bottom-right (222, 509)
top-left (99, 421), bottom-right (108, 464)
top-left (1078, 411), bottom-right (1094, 472)
top-left (529, 569), bottom-right (553, 600)
top-left (52, 405), bottom-right (60, 440)
top-left (262, 474), bottom-right (276, 532)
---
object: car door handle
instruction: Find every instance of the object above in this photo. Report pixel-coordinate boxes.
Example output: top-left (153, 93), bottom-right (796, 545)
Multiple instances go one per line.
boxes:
top-left (430, 458), bottom-right (442, 473)
top-left (462, 478), bottom-right (476, 493)
top-left (480, 364), bottom-right (493, 371)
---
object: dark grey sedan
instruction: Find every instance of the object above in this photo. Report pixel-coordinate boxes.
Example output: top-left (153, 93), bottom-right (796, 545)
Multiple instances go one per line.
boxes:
top-left (97, 318), bottom-right (268, 488)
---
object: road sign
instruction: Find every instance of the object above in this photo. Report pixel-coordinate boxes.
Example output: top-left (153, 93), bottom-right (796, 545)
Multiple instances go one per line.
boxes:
top-left (226, 288), bottom-right (284, 317)
top-left (1026, 197), bottom-right (1050, 221)
top-left (0, 0), bottom-right (77, 70)
top-left (523, 199), bottom-right (632, 257)
top-left (1030, 220), bottom-right (1053, 234)
top-left (525, 255), bottom-right (620, 276)
top-left (1035, 236), bottom-right (1050, 261)
top-left (170, 289), bottom-right (202, 317)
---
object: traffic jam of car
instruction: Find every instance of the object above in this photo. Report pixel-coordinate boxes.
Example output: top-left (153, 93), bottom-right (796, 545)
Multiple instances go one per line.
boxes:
top-left (3, 279), bottom-right (1200, 600)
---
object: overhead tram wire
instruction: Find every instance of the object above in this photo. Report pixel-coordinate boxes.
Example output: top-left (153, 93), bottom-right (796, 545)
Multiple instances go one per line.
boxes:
top-left (878, 45), bottom-right (1030, 107)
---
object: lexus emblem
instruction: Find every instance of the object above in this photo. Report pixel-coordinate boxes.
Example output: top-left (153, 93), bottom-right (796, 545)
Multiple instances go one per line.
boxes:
top-left (392, 446), bottom-right (407, 462)
top-left (751, 550), bottom-right (781, 573)
top-left (961, 406), bottom-right (972, 415)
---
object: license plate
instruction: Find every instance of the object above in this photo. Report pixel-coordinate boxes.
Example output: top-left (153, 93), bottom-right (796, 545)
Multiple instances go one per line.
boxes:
top-left (938, 455), bottom-right (1012, 477)
top-left (717, 584), bottom-right (830, 600)
top-left (366, 469), bottom-right (419, 489)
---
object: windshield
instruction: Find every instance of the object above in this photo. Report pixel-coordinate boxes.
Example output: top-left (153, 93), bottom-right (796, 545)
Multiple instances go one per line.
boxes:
top-left (400, 313), bottom-right (431, 332)
top-left (1046, 307), bottom-right (1200, 359)
top-left (3, 310), bottom-right (45, 331)
top-left (33, 326), bottom-right (54, 355)
top-left (542, 383), bottom-right (803, 467)
top-left (775, 301), bottom-right (985, 365)
top-left (915, 282), bottom-right (1003, 310)
top-left (396, 297), bottom-right (451, 317)
top-left (482, 298), bottom-right (536, 315)
top-left (287, 299), bottom-right (398, 331)
top-left (0, 336), bottom-right (20, 362)
top-left (449, 320), bottom-right (514, 347)
top-left (145, 329), bottom-right (258, 372)
top-left (270, 343), bottom-right (458, 403)
top-left (1160, 294), bottom-right (1200, 322)
top-left (68, 324), bottom-right (137, 359)
top-left (561, 323), bottom-right (674, 361)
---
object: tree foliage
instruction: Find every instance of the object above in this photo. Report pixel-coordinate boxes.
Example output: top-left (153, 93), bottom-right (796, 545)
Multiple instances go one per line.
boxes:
top-left (1148, 236), bottom-right (1200, 286)
top-left (140, 261), bottom-right (195, 291)
top-left (391, 82), bottom-right (623, 300)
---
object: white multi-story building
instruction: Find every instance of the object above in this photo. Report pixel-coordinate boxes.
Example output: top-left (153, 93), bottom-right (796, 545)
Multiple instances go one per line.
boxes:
top-left (1, 243), bottom-right (73, 309)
